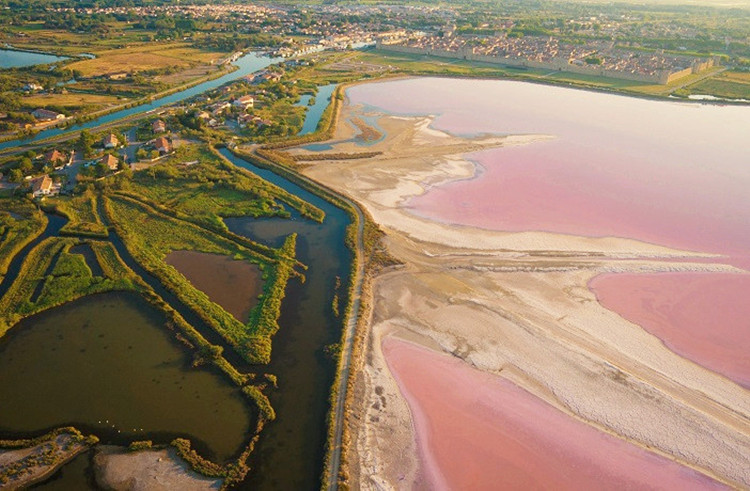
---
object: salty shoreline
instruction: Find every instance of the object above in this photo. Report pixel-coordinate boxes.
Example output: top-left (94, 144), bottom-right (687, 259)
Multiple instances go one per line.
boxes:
top-left (296, 83), bottom-right (750, 489)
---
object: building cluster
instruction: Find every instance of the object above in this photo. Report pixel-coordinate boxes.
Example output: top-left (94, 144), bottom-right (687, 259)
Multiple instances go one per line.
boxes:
top-left (52, 3), bottom-right (451, 57)
top-left (385, 32), bottom-right (715, 83)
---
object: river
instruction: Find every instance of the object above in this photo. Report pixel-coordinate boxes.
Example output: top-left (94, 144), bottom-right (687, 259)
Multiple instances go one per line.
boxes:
top-left (0, 48), bottom-right (67, 68)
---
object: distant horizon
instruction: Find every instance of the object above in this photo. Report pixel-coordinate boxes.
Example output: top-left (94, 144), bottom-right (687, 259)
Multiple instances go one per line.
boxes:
top-left (547, 0), bottom-right (750, 8)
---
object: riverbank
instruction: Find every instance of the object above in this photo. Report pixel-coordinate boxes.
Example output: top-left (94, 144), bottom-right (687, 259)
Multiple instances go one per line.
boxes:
top-left (290, 83), bottom-right (750, 489)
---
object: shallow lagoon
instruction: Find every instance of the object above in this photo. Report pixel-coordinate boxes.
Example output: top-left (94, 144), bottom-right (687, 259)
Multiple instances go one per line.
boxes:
top-left (348, 78), bottom-right (750, 385)
top-left (166, 250), bottom-right (263, 323)
top-left (0, 291), bottom-right (254, 462)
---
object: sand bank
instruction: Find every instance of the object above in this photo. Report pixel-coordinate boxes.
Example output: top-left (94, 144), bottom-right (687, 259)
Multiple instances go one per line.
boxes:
top-left (93, 445), bottom-right (222, 490)
top-left (0, 434), bottom-right (88, 488)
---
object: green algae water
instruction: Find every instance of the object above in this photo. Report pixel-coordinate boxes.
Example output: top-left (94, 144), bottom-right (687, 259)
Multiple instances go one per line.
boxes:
top-left (0, 291), bottom-right (254, 462)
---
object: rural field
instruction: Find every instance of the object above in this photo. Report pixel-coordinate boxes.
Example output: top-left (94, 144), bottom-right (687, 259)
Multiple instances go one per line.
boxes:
top-left (66, 43), bottom-right (226, 78)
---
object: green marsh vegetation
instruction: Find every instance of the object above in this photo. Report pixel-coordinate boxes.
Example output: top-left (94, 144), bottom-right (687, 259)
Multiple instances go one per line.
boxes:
top-left (47, 189), bottom-right (109, 238)
top-left (102, 192), bottom-right (300, 364)
top-left (0, 137), bottom-right (324, 484)
top-left (120, 144), bottom-right (324, 224)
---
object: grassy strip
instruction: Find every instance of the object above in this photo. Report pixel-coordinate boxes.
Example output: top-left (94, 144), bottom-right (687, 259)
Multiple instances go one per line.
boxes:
top-left (0, 427), bottom-right (97, 449)
top-left (0, 237), bottom-right (70, 333)
top-left (0, 237), bottom-right (143, 335)
top-left (0, 200), bottom-right (47, 278)
top-left (242, 385), bottom-right (276, 422)
top-left (290, 151), bottom-right (381, 162)
top-left (209, 146), bottom-right (325, 223)
top-left (244, 233), bottom-right (296, 365)
top-left (111, 190), bottom-right (282, 262)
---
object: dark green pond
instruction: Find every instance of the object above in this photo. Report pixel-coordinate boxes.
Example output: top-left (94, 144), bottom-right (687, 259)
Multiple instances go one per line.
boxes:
top-left (0, 291), bottom-right (254, 462)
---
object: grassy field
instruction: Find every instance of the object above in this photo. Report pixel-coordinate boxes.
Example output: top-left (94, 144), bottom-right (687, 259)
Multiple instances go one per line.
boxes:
top-left (675, 70), bottom-right (750, 99)
top-left (124, 144), bottom-right (323, 226)
top-left (21, 93), bottom-right (123, 110)
top-left (3, 22), bottom-right (151, 55)
top-left (62, 43), bottom-right (226, 78)
top-left (68, 53), bottom-right (191, 78)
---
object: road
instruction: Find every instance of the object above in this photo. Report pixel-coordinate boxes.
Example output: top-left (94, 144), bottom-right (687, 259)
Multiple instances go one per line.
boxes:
top-left (325, 189), bottom-right (365, 491)
top-left (0, 109), bottom-right (161, 158)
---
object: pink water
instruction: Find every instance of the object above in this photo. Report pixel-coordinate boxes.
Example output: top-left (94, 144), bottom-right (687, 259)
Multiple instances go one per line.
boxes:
top-left (590, 273), bottom-right (750, 388)
top-left (348, 79), bottom-right (750, 265)
top-left (383, 337), bottom-right (726, 490)
top-left (349, 79), bottom-right (750, 386)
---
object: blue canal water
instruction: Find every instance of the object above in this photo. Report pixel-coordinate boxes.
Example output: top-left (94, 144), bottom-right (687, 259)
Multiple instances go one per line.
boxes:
top-left (296, 83), bottom-right (337, 136)
top-left (0, 48), bottom-right (67, 68)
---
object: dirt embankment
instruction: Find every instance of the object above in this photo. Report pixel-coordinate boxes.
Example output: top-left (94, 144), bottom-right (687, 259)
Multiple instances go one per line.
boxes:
top-left (0, 434), bottom-right (89, 488)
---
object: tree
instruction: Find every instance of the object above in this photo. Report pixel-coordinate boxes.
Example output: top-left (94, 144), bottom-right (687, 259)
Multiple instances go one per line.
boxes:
top-left (78, 130), bottom-right (95, 158)
top-left (19, 158), bottom-right (33, 174)
top-left (8, 168), bottom-right (23, 182)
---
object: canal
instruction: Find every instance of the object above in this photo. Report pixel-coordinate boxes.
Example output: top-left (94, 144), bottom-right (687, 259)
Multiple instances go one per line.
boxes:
top-left (221, 148), bottom-right (352, 490)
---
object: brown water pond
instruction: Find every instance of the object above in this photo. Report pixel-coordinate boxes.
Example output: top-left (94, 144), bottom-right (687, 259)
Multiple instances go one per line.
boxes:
top-left (166, 250), bottom-right (263, 323)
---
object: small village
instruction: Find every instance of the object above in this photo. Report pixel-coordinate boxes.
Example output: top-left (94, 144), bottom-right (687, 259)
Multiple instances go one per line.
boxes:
top-left (381, 30), bottom-right (717, 83)
top-left (0, 62), bottom-right (309, 201)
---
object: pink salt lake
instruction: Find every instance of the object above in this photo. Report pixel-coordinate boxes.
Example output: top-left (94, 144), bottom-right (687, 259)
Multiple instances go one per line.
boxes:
top-left (348, 78), bottom-right (750, 386)
top-left (383, 337), bottom-right (725, 490)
